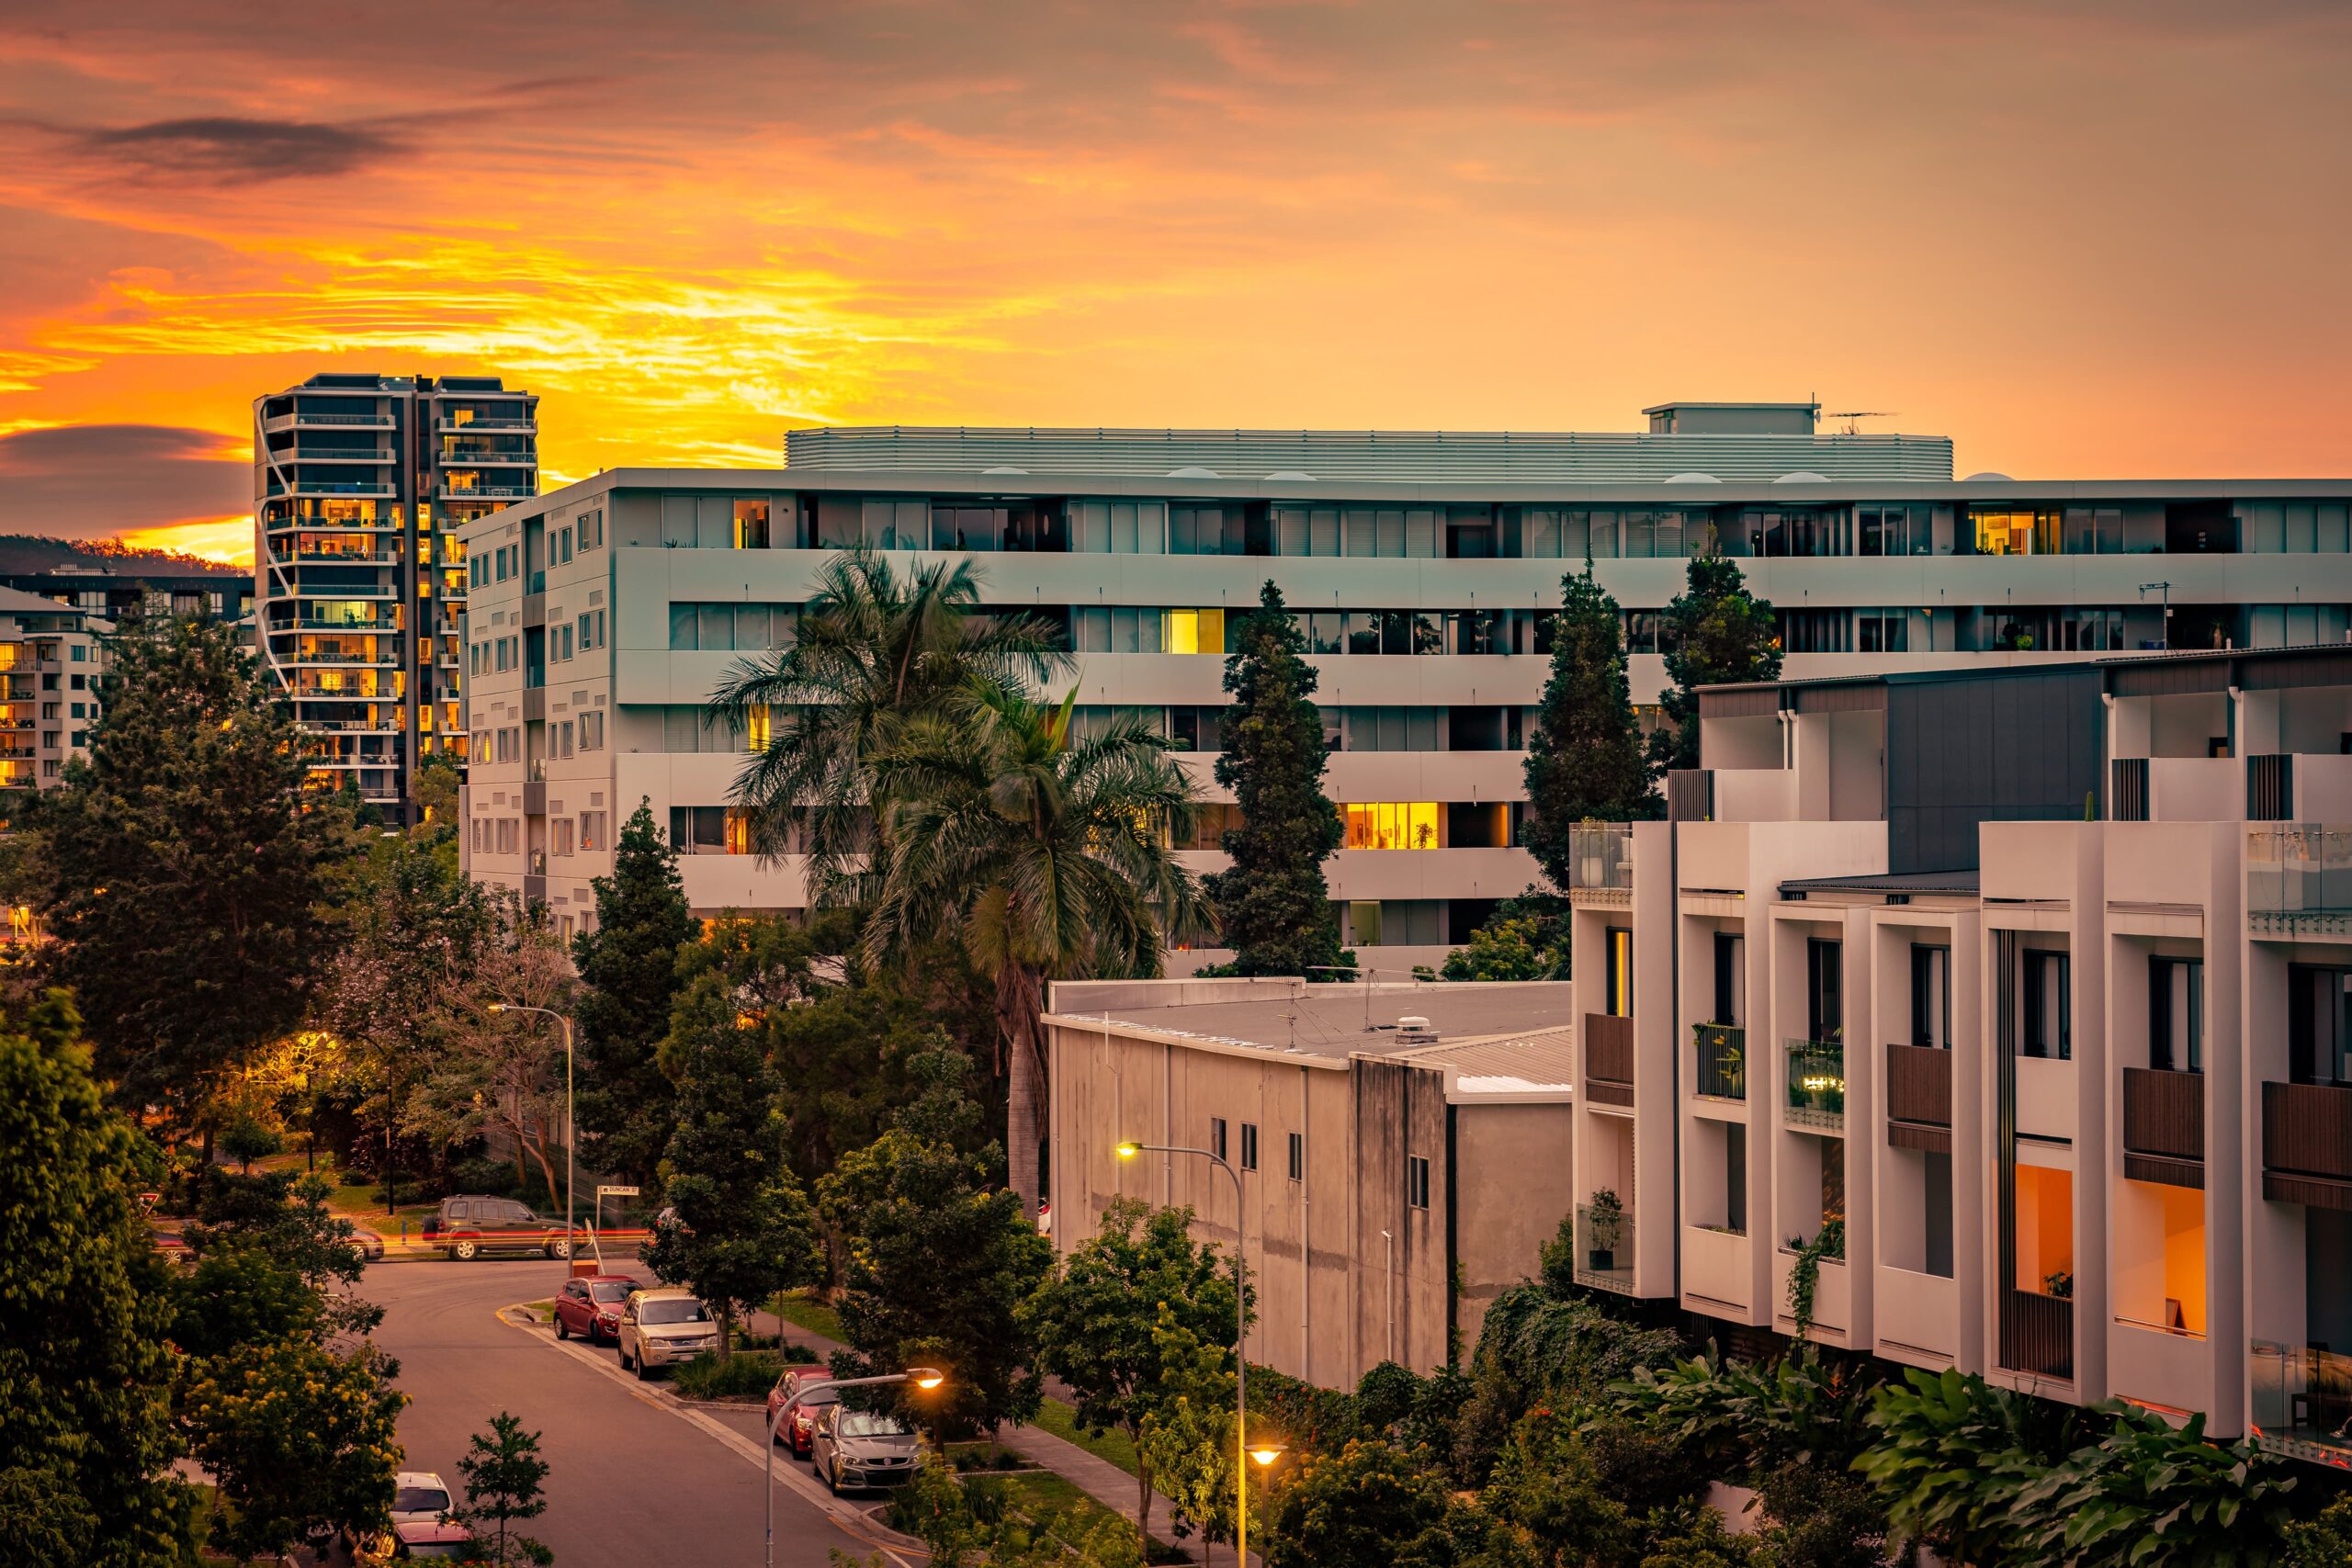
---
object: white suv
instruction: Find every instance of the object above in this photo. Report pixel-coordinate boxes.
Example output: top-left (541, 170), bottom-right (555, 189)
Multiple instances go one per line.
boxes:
top-left (616, 1288), bottom-right (718, 1378)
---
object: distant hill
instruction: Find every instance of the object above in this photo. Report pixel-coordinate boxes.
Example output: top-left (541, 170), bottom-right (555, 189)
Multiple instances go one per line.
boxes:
top-left (0, 536), bottom-right (244, 577)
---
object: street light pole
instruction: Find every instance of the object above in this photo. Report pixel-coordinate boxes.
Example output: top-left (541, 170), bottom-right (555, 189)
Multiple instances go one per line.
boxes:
top-left (765, 1368), bottom-right (944, 1568)
top-left (487, 1003), bottom-right (575, 1280)
top-left (1119, 1140), bottom-right (1253, 1564)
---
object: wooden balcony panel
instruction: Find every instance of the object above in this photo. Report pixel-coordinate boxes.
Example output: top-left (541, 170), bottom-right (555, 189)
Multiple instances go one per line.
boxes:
top-left (2265, 1080), bottom-right (2352, 1182)
top-left (2000, 1289), bottom-right (2075, 1381)
top-left (1886, 1043), bottom-right (1952, 1136)
top-left (2122, 1067), bottom-right (2206, 1163)
top-left (1584, 1012), bottom-right (1634, 1109)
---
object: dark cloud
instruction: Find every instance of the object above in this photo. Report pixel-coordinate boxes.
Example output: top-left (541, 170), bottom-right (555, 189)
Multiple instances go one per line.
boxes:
top-left (75, 117), bottom-right (399, 181)
top-left (0, 424), bottom-right (248, 539)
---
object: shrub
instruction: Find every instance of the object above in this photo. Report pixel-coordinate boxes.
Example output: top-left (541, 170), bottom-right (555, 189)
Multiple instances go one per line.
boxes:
top-left (668, 1348), bottom-right (812, 1401)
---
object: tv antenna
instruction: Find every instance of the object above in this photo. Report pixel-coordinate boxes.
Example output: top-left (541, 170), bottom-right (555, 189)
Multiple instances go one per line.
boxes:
top-left (1824, 412), bottom-right (1897, 435)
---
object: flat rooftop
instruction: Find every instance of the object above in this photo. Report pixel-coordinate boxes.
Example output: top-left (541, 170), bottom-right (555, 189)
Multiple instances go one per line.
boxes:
top-left (1045, 978), bottom-right (1576, 1100)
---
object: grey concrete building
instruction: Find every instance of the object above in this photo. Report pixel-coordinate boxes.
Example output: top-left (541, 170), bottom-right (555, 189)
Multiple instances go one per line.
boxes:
top-left (1043, 977), bottom-right (1574, 1384)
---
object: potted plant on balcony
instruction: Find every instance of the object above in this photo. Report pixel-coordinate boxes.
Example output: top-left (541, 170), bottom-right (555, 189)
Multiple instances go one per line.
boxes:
top-left (1587, 1187), bottom-right (1624, 1272)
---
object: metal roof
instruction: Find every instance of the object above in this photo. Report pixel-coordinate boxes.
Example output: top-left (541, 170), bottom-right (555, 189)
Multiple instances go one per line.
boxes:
top-left (1779, 869), bottom-right (1983, 897)
top-left (1043, 979), bottom-right (1572, 1064)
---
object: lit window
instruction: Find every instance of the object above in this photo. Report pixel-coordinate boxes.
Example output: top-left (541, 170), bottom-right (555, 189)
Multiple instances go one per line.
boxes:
top-left (1343, 802), bottom-right (1442, 851)
top-left (747, 705), bottom-right (771, 752)
top-left (1163, 608), bottom-right (1226, 655)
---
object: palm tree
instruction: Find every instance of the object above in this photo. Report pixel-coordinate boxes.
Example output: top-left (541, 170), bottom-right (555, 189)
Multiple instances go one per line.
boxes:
top-left (862, 689), bottom-right (1216, 1211)
top-left (707, 546), bottom-right (1069, 901)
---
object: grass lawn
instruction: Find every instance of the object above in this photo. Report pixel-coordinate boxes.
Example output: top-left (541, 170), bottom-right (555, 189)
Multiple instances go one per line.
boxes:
top-left (323, 1179), bottom-right (438, 1238)
top-left (1032, 1397), bottom-right (1141, 1479)
top-left (770, 1288), bottom-right (845, 1344)
top-left (996, 1470), bottom-right (1183, 1562)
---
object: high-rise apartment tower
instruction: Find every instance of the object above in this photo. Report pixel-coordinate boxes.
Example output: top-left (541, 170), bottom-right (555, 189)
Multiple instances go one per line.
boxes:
top-left (253, 373), bottom-right (537, 813)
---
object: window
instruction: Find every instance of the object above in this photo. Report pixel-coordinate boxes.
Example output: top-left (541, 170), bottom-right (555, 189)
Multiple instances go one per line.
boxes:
top-left (551, 818), bottom-right (574, 856)
top-left (580, 710), bottom-right (604, 750)
top-left (1168, 705), bottom-right (1223, 751)
top-left (1911, 944), bottom-right (1951, 1049)
top-left (1239, 1122), bottom-right (1258, 1171)
top-left (579, 508), bottom-right (603, 549)
top-left (1973, 507), bottom-right (2062, 557)
top-left (558, 720), bottom-right (574, 759)
top-left (2150, 957), bottom-right (2203, 1073)
top-left (2024, 950), bottom-right (2071, 1060)
top-left (667, 806), bottom-right (748, 853)
top-left (1163, 608), bottom-right (1226, 654)
top-left (1860, 504), bottom-right (1932, 557)
top-left (1858, 609), bottom-right (1910, 652)
top-left (556, 625), bottom-right (573, 660)
top-left (579, 810), bottom-right (607, 851)
top-left (1712, 931), bottom-right (1743, 1024)
top-left (1407, 1155), bottom-right (1430, 1211)
top-left (2290, 965), bottom-right (2352, 1086)
top-left (734, 499), bottom-right (771, 548)
top-left (1210, 1117), bottom-right (1228, 1162)
top-left (1342, 801), bottom-right (1442, 850)
top-left (1806, 939), bottom-right (1842, 1042)
top-left (1287, 1132), bottom-right (1303, 1182)
top-left (1605, 927), bottom-right (1633, 1018)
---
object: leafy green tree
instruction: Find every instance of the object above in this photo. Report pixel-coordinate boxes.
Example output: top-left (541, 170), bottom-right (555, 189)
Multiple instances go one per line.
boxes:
top-left (709, 545), bottom-right (1069, 897)
top-left (1451, 1280), bottom-right (1679, 1484)
top-left (571, 802), bottom-right (695, 1188)
top-left (181, 1335), bottom-right (405, 1561)
top-left (1207, 581), bottom-right (1346, 976)
top-left (862, 688), bottom-right (1211, 1211)
top-left (452, 1412), bottom-right (554, 1567)
top-left (1439, 916), bottom-right (1556, 982)
top-left (1023, 1197), bottom-right (1244, 1531)
top-left (818, 1048), bottom-right (1053, 1438)
top-left (2012, 1406), bottom-right (2296, 1568)
top-left (328, 836), bottom-right (495, 1212)
top-left (28, 611), bottom-right (350, 1135)
top-left (1521, 561), bottom-right (1657, 886)
top-left (1648, 553), bottom-right (1781, 776)
top-left (1263, 1438), bottom-right (1450, 1568)
top-left (641, 935), bottom-right (824, 1359)
top-left (2283, 1492), bottom-right (2352, 1568)
top-left (1851, 1366), bottom-right (2086, 1567)
top-left (0, 992), bottom-right (195, 1566)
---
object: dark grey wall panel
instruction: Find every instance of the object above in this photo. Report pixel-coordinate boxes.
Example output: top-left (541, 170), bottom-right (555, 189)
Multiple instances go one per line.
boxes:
top-left (1885, 670), bottom-right (2101, 872)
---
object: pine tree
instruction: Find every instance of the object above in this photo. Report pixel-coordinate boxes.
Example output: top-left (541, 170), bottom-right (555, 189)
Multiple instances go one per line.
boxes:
top-left (0, 993), bottom-right (197, 1566)
top-left (1206, 581), bottom-right (1346, 976)
top-left (1649, 552), bottom-right (1783, 775)
top-left (28, 612), bottom-right (349, 1134)
top-left (572, 801), bottom-right (695, 1187)
top-left (1521, 561), bottom-right (1657, 889)
top-left (642, 944), bottom-right (823, 1360)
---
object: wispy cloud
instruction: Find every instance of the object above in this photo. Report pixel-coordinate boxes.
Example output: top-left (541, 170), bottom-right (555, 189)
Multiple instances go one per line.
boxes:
top-left (72, 117), bottom-right (401, 182)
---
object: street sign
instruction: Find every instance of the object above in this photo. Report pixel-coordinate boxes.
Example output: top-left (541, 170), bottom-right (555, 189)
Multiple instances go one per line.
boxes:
top-left (597, 1185), bottom-right (641, 1198)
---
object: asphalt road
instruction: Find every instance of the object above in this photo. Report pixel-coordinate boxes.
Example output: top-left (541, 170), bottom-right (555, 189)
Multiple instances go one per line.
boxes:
top-left (364, 1258), bottom-right (910, 1567)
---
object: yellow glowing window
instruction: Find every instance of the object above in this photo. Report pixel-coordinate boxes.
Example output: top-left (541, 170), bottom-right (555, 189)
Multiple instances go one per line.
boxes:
top-left (1973, 508), bottom-right (2061, 557)
top-left (746, 705), bottom-right (771, 752)
top-left (1164, 608), bottom-right (1226, 655)
top-left (1606, 927), bottom-right (1632, 1016)
top-left (0, 646), bottom-right (17, 671)
top-left (725, 809), bottom-right (752, 855)
top-left (1343, 801), bottom-right (1442, 851)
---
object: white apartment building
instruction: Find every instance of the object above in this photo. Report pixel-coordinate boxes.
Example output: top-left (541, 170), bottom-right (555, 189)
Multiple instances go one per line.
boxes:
top-left (1566, 647), bottom-right (2352, 1466)
top-left (454, 403), bottom-right (2352, 976)
top-left (0, 583), bottom-right (109, 798)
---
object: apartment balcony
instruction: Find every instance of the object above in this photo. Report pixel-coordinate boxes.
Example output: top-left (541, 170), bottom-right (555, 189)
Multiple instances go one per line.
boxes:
top-left (2252, 1340), bottom-right (2352, 1467)
top-left (2262, 1079), bottom-right (2352, 1210)
top-left (1786, 1039), bottom-right (1846, 1131)
top-left (438, 449), bottom-right (536, 466)
top-left (1573, 1202), bottom-right (1635, 1294)
top-left (1999, 1289), bottom-right (2075, 1381)
top-left (1583, 1012), bottom-right (1634, 1108)
top-left (435, 480), bottom-right (535, 501)
top-left (1566, 822), bottom-right (1632, 904)
top-left (275, 547), bottom-right (400, 565)
top-left (286, 445), bottom-right (395, 463)
top-left (265, 513), bottom-right (401, 532)
top-left (1694, 1022), bottom-right (1747, 1100)
top-left (265, 409), bottom-right (394, 432)
top-left (287, 647), bottom-right (401, 667)
top-left (437, 416), bottom-right (536, 433)
top-left (271, 479), bottom-right (398, 499)
top-left (1885, 1043), bottom-right (1953, 1154)
top-left (2121, 1067), bottom-right (2206, 1189)
top-left (1681, 1223), bottom-right (1751, 1314)
top-left (1773, 1247), bottom-right (1849, 1338)
top-left (2247, 824), bottom-right (2352, 936)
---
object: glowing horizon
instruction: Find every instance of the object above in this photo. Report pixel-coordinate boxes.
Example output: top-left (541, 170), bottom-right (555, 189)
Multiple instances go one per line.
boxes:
top-left (3, 2), bottom-right (2349, 566)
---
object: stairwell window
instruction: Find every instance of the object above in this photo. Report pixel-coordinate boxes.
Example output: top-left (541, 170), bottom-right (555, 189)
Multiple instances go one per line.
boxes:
top-left (1407, 1156), bottom-right (1430, 1211)
top-left (1287, 1133), bottom-right (1303, 1182)
top-left (2025, 950), bottom-right (2072, 1060)
top-left (1239, 1122), bottom-right (1259, 1172)
top-left (1210, 1117), bottom-right (1227, 1162)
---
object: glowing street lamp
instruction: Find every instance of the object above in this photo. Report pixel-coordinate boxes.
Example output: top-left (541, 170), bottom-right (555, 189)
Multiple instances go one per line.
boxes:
top-left (765, 1368), bottom-right (945, 1567)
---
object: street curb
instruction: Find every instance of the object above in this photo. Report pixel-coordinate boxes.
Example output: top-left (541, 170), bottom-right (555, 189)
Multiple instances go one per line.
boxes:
top-left (494, 1302), bottom-right (924, 1566)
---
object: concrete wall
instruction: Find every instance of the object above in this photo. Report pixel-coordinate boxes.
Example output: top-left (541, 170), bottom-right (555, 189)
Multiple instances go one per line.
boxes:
top-left (1454, 1100), bottom-right (1577, 1348)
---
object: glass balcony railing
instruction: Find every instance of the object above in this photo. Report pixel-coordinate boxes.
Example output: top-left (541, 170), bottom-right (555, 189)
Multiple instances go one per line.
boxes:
top-left (1694, 1022), bottom-right (1746, 1100)
top-left (1567, 822), bottom-right (1633, 894)
top-left (2248, 825), bottom-right (2352, 935)
top-left (2252, 1340), bottom-right (2352, 1464)
top-left (1786, 1039), bottom-right (1846, 1130)
top-left (1574, 1202), bottom-right (1635, 1294)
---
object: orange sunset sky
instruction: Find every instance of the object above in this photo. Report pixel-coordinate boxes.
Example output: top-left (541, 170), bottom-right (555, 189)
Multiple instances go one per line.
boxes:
top-left (0, 1), bottom-right (2347, 567)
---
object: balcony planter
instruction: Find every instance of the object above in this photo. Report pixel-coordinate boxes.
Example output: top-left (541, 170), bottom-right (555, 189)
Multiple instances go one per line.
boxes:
top-left (1586, 1188), bottom-right (1624, 1271)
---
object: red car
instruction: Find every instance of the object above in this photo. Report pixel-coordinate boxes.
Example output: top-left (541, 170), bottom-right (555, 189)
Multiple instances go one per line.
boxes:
top-left (766, 1365), bottom-right (840, 1459)
top-left (552, 1274), bottom-right (635, 1345)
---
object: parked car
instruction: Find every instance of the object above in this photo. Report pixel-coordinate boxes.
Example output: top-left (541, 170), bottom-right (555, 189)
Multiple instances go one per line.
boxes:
top-left (766, 1365), bottom-right (841, 1459)
top-left (420, 1195), bottom-right (578, 1261)
top-left (341, 1226), bottom-right (386, 1262)
top-left (616, 1288), bottom-right (718, 1378)
top-left (553, 1274), bottom-right (635, 1344)
top-left (811, 1404), bottom-right (920, 1495)
top-left (389, 1472), bottom-right (453, 1529)
top-left (390, 1519), bottom-right (473, 1559)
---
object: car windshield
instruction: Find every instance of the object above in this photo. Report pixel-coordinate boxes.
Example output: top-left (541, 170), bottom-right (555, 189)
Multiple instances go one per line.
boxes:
top-left (394, 1485), bottom-right (450, 1514)
top-left (838, 1412), bottom-right (910, 1438)
top-left (589, 1282), bottom-right (630, 1303)
top-left (640, 1299), bottom-right (708, 1325)
top-left (496, 1203), bottom-right (537, 1224)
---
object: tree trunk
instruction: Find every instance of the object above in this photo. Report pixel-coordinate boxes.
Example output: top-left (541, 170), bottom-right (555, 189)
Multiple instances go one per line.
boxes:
top-left (997, 963), bottom-right (1047, 1215)
top-left (519, 1120), bottom-right (562, 1212)
top-left (1133, 1442), bottom-right (1156, 1551)
top-left (717, 1303), bottom-right (734, 1363)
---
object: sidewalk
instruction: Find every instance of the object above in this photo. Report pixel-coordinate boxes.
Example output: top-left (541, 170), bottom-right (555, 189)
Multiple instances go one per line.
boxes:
top-left (761, 1307), bottom-right (1257, 1567)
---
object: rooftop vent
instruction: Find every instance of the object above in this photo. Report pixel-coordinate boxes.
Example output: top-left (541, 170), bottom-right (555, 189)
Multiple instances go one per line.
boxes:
top-left (1964, 470), bottom-right (2014, 482)
top-left (1265, 470), bottom-right (1316, 481)
top-left (1774, 470), bottom-right (1831, 484)
top-left (1168, 466), bottom-right (1221, 479)
top-left (1394, 1015), bottom-right (1440, 1045)
top-left (1664, 471), bottom-right (1721, 484)
top-left (980, 466), bottom-right (1028, 475)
